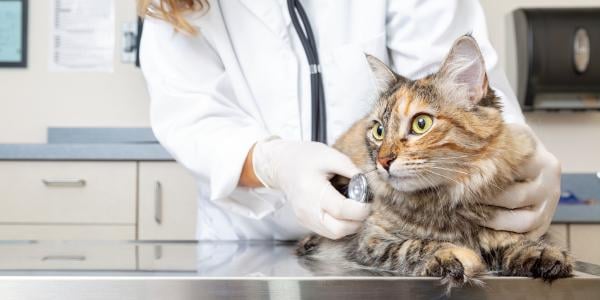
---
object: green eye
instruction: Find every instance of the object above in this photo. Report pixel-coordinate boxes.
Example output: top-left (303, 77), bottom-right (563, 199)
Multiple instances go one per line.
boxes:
top-left (371, 122), bottom-right (385, 140)
top-left (411, 114), bottom-right (433, 134)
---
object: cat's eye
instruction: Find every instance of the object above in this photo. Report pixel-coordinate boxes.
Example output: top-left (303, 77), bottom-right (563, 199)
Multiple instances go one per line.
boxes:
top-left (411, 114), bottom-right (433, 135)
top-left (371, 122), bottom-right (385, 140)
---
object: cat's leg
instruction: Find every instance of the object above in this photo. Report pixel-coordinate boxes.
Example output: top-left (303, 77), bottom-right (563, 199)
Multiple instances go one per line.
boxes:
top-left (298, 232), bottom-right (486, 287)
top-left (298, 232), bottom-right (486, 284)
top-left (352, 233), bottom-right (486, 287)
top-left (478, 231), bottom-right (573, 281)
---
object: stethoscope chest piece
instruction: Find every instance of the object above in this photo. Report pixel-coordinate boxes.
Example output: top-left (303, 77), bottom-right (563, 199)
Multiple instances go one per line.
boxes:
top-left (347, 173), bottom-right (370, 203)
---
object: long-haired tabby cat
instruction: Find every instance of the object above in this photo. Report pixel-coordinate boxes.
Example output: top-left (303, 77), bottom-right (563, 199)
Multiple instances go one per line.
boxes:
top-left (296, 35), bottom-right (572, 288)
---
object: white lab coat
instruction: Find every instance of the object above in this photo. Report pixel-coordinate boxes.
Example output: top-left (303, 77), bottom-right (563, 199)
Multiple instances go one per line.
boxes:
top-left (140, 0), bottom-right (525, 240)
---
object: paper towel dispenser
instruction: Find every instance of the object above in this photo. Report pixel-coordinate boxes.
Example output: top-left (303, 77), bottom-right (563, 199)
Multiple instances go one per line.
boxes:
top-left (514, 8), bottom-right (600, 111)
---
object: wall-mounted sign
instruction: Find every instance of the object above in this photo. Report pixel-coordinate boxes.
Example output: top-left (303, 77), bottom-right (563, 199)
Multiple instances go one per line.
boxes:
top-left (49, 0), bottom-right (115, 72)
top-left (0, 0), bottom-right (27, 67)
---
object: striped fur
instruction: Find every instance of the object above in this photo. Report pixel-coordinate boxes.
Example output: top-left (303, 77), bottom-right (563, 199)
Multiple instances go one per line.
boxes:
top-left (297, 36), bottom-right (572, 289)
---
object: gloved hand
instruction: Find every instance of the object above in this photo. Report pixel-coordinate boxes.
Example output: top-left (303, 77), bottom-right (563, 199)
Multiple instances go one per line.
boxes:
top-left (252, 139), bottom-right (371, 239)
top-left (479, 124), bottom-right (561, 239)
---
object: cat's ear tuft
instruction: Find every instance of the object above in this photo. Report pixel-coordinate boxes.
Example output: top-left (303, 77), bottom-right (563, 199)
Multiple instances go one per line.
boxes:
top-left (366, 54), bottom-right (399, 93)
top-left (437, 35), bottom-right (489, 106)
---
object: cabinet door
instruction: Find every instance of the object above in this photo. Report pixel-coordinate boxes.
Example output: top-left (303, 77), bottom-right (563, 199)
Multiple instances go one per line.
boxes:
top-left (138, 162), bottom-right (197, 240)
top-left (570, 224), bottom-right (600, 264)
top-left (138, 244), bottom-right (197, 271)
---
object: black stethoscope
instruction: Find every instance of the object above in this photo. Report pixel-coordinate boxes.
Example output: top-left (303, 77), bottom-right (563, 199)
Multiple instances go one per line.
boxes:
top-left (287, 0), bottom-right (327, 144)
top-left (288, 0), bottom-right (372, 203)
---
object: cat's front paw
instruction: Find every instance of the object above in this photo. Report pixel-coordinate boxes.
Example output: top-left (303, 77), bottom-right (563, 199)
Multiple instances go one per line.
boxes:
top-left (505, 244), bottom-right (573, 282)
top-left (536, 247), bottom-right (574, 281)
top-left (424, 246), bottom-right (486, 288)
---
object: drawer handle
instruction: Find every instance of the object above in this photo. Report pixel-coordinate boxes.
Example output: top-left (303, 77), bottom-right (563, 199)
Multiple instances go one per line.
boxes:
top-left (41, 255), bottom-right (86, 262)
top-left (154, 245), bottom-right (163, 260)
top-left (42, 179), bottom-right (86, 187)
top-left (154, 181), bottom-right (163, 225)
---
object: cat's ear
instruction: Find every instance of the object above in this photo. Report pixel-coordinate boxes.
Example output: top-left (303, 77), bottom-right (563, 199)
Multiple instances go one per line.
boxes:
top-left (366, 54), bottom-right (400, 93)
top-left (437, 35), bottom-right (489, 106)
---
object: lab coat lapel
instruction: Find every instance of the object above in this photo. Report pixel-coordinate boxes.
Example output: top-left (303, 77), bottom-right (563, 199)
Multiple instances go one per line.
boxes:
top-left (238, 0), bottom-right (290, 39)
top-left (195, 1), bottom-right (266, 123)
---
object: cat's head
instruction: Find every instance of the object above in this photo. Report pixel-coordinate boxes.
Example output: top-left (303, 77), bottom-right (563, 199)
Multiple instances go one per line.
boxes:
top-left (364, 35), bottom-right (504, 193)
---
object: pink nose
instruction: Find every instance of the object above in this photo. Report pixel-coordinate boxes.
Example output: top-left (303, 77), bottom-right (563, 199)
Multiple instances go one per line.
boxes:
top-left (377, 154), bottom-right (396, 171)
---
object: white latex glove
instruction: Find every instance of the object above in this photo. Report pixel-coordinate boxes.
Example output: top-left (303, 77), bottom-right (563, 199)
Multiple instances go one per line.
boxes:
top-left (480, 125), bottom-right (561, 239)
top-left (252, 139), bottom-right (371, 239)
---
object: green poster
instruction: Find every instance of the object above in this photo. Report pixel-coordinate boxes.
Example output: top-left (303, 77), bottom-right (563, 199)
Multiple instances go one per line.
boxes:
top-left (0, 1), bottom-right (23, 63)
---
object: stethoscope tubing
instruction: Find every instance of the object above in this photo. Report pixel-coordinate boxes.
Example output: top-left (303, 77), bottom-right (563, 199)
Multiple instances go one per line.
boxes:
top-left (287, 0), bottom-right (327, 143)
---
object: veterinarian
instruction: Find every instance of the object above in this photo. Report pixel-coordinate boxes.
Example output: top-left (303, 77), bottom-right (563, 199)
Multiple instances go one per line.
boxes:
top-left (139, 0), bottom-right (561, 240)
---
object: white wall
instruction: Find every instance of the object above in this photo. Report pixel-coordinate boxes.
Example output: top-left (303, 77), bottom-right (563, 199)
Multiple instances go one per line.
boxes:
top-left (0, 0), bottom-right (598, 172)
top-left (0, 0), bottom-right (148, 144)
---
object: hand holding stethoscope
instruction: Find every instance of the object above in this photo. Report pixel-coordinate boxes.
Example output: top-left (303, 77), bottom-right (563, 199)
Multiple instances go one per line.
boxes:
top-left (287, 0), bottom-right (372, 203)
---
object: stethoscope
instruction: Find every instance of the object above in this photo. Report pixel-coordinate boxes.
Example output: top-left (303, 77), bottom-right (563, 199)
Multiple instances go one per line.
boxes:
top-left (287, 0), bottom-right (327, 144)
top-left (288, 0), bottom-right (372, 203)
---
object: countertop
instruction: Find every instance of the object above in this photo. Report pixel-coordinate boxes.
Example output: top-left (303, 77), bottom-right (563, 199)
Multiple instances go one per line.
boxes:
top-left (0, 241), bottom-right (598, 300)
top-left (0, 143), bottom-right (173, 161)
top-left (0, 128), bottom-right (173, 161)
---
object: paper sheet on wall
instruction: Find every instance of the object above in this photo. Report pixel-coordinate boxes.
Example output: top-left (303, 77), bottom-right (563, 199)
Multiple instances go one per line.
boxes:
top-left (49, 0), bottom-right (115, 72)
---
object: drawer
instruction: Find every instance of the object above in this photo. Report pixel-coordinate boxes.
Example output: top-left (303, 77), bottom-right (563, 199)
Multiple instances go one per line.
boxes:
top-left (570, 224), bottom-right (600, 264)
top-left (0, 161), bottom-right (136, 224)
top-left (0, 243), bottom-right (136, 270)
top-left (138, 243), bottom-right (197, 271)
top-left (0, 225), bottom-right (135, 240)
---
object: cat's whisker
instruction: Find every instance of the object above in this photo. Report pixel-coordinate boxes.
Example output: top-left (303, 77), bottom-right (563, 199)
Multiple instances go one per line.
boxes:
top-left (423, 165), bottom-right (470, 176)
top-left (425, 159), bottom-right (472, 164)
top-left (425, 154), bottom-right (480, 160)
top-left (422, 169), bottom-right (462, 186)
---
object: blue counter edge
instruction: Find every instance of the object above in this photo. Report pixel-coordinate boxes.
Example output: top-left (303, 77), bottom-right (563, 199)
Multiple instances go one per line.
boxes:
top-left (0, 144), bottom-right (174, 161)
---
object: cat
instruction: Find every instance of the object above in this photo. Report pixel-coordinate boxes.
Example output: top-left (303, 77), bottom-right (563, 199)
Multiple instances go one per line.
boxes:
top-left (296, 35), bottom-right (573, 289)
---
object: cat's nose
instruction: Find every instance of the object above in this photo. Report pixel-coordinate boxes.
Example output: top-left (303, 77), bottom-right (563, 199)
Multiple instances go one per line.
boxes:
top-left (377, 154), bottom-right (396, 171)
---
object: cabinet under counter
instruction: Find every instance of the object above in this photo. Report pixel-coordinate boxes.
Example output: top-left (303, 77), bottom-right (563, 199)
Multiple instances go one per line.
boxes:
top-left (0, 161), bottom-right (137, 225)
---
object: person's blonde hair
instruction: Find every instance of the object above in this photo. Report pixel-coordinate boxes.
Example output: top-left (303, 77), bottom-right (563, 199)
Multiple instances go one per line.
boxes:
top-left (138, 0), bottom-right (209, 34)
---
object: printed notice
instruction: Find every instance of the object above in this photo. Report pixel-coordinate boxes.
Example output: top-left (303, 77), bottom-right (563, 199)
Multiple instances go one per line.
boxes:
top-left (50, 0), bottom-right (115, 72)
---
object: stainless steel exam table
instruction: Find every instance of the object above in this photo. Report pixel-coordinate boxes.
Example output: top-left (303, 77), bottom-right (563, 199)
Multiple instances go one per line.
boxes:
top-left (0, 241), bottom-right (598, 300)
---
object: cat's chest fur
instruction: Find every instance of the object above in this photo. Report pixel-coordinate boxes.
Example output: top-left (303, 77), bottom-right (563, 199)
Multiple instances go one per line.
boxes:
top-left (366, 190), bottom-right (492, 247)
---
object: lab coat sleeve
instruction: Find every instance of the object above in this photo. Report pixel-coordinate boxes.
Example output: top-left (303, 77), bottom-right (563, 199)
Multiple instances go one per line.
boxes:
top-left (140, 18), bottom-right (272, 213)
top-left (385, 0), bottom-right (525, 124)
